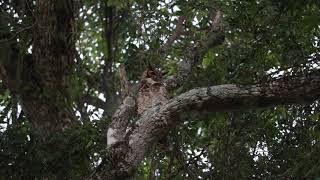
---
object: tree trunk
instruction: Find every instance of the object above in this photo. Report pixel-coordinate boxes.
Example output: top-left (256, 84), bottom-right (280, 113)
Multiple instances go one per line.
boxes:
top-left (21, 0), bottom-right (76, 136)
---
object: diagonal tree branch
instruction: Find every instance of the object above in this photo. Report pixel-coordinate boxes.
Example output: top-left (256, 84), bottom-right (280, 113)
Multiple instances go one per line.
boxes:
top-left (119, 64), bottom-right (129, 99)
top-left (164, 10), bottom-right (225, 90)
top-left (98, 68), bottom-right (320, 178)
top-left (0, 25), bottom-right (33, 44)
top-left (211, 10), bottom-right (222, 31)
top-left (159, 15), bottom-right (186, 54)
top-left (105, 65), bottom-right (136, 147)
top-left (105, 96), bottom-right (136, 147)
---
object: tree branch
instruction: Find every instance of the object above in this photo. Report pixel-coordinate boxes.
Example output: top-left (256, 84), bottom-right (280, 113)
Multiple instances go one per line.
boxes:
top-left (106, 65), bottom-right (136, 147)
top-left (159, 16), bottom-right (186, 54)
top-left (164, 10), bottom-right (225, 90)
top-left (105, 96), bottom-right (136, 147)
top-left (103, 69), bottom-right (320, 177)
top-left (119, 64), bottom-right (129, 99)
top-left (0, 25), bottom-right (33, 44)
top-left (211, 10), bottom-right (222, 31)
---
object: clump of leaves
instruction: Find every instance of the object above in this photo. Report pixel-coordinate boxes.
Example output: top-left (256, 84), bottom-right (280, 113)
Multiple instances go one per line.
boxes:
top-left (0, 121), bottom-right (102, 179)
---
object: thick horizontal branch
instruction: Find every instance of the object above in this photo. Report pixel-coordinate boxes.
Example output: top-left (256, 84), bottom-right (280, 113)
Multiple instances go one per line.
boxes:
top-left (120, 70), bottom-right (320, 176)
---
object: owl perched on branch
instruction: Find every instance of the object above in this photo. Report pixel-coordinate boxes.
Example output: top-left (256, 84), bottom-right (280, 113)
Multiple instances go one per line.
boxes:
top-left (137, 66), bottom-right (169, 115)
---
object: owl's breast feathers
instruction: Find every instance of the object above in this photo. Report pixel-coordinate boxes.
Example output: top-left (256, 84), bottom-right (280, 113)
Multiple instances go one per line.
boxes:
top-left (137, 68), bottom-right (169, 115)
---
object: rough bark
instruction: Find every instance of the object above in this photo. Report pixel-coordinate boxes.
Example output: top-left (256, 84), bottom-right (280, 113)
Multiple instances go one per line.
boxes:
top-left (0, 0), bottom-right (77, 136)
top-left (20, 0), bottom-right (76, 136)
top-left (106, 96), bottom-right (136, 147)
top-left (95, 69), bottom-right (320, 178)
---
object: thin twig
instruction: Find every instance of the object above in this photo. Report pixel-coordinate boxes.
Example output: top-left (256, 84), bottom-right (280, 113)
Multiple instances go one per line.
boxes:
top-left (0, 25), bottom-right (33, 44)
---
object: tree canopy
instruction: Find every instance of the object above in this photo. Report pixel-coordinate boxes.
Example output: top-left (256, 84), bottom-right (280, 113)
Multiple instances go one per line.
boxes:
top-left (0, 0), bottom-right (320, 179)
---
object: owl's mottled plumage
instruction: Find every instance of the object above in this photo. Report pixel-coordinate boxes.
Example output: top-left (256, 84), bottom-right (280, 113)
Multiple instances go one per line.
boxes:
top-left (137, 67), bottom-right (168, 115)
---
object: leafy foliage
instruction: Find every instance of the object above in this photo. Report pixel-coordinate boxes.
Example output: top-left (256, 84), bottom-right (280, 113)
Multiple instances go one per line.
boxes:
top-left (0, 0), bottom-right (319, 179)
top-left (0, 120), bottom-right (104, 179)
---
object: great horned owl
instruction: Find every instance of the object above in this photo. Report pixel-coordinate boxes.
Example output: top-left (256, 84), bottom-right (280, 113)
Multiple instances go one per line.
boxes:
top-left (137, 66), bottom-right (169, 115)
